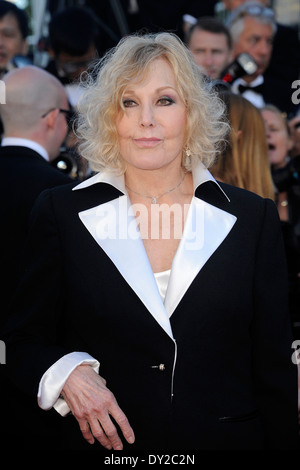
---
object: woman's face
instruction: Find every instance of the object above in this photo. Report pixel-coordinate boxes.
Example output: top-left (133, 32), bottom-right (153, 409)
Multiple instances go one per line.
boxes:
top-left (261, 109), bottom-right (292, 169)
top-left (115, 58), bottom-right (187, 172)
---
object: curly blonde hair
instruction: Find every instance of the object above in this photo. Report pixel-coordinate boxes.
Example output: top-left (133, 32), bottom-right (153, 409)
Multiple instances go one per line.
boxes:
top-left (76, 32), bottom-right (229, 173)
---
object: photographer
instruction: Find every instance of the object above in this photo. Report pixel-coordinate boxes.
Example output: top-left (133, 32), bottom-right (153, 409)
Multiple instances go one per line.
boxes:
top-left (227, 2), bottom-right (297, 116)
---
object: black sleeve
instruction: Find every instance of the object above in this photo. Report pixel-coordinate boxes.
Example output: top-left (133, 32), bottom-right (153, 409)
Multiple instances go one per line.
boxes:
top-left (3, 189), bottom-right (73, 397)
top-left (252, 198), bottom-right (300, 449)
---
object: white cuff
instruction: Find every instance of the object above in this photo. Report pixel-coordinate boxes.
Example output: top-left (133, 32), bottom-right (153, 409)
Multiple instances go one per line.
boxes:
top-left (37, 352), bottom-right (100, 416)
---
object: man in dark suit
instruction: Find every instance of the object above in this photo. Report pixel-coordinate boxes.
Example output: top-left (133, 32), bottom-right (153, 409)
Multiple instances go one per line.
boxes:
top-left (221, 0), bottom-right (300, 88)
top-left (0, 65), bottom-right (73, 327)
top-left (226, 1), bottom-right (298, 116)
top-left (0, 65), bottom-right (73, 450)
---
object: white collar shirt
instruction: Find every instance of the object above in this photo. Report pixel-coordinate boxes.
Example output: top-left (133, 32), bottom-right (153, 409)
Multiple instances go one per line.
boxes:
top-left (1, 137), bottom-right (49, 161)
top-left (231, 75), bottom-right (265, 109)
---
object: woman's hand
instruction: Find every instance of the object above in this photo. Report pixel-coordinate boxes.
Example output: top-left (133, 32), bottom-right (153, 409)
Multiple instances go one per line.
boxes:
top-left (61, 364), bottom-right (135, 450)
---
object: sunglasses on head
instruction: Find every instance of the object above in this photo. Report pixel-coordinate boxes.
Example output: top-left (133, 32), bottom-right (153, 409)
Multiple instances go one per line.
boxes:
top-left (227, 3), bottom-right (275, 25)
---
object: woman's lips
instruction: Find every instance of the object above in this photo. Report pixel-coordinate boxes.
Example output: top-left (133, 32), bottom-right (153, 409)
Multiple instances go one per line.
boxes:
top-left (134, 138), bottom-right (162, 148)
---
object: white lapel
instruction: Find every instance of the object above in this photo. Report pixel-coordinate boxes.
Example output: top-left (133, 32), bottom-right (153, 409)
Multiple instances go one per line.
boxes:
top-left (74, 162), bottom-right (236, 334)
top-left (163, 160), bottom-right (237, 316)
top-left (78, 194), bottom-right (175, 340)
top-left (164, 196), bottom-right (237, 316)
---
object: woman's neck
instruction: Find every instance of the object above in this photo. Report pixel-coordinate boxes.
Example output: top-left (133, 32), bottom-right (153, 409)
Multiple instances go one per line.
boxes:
top-left (124, 163), bottom-right (187, 198)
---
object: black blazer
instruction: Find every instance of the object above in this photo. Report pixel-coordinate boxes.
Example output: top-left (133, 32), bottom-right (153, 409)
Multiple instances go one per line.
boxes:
top-left (0, 145), bottom-right (73, 451)
top-left (0, 145), bottom-right (73, 326)
top-left (266, 23), bottom-right (300, 89)
top-left (262, 74), bottom-right (298, 117)
top-left (4, 169), bottom-right (300, 450)
top-left (235, 74), bottom-right (297, 116)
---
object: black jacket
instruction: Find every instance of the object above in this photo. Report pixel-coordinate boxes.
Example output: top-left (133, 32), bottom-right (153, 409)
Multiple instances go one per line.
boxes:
top-left (3, 169), bottom-right (300, 450)
top-left (0, 145), bottom-right (73, 451)
top-left (0, 145), bottom-right (73, 326)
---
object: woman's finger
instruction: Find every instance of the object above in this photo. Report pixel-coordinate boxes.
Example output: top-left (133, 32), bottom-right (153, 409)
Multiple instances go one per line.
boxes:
top-left (88, 417), bottom-right (113, 449)
top-left (97, 412), bottom-right (126, 450)
top-left (78, 418), bottom-right (95, 445)
top-left (111, 407), bottom-right (135, 446)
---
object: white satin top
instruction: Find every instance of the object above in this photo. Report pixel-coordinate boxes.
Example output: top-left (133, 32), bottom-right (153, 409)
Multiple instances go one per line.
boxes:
top-left (154, 269), bottom-right (171, 305)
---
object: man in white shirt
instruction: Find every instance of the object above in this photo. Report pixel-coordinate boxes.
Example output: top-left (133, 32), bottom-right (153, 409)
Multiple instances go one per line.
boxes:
top-left (226, 1), bottom-right (297, 115)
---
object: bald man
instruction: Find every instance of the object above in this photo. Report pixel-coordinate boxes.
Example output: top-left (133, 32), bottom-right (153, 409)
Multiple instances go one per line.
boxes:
top-left (1, 65), bottom-right (70, 160)
top-left (0, 65), bottom-right (73, 312)
top-left (0, 66), bottom-right (73, 450)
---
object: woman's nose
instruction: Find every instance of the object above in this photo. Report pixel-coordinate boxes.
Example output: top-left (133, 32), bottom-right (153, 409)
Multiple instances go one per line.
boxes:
top-left (139, 104), bottom-right (156, 127)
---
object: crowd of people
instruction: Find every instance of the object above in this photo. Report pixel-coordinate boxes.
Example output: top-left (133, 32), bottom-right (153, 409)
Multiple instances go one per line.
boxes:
top-left (0, 0), bottom-right (300, 451)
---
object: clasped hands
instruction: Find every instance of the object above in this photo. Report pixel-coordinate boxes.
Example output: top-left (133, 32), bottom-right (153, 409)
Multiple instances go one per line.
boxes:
top-left (61, 364), bottom-right (135, 450)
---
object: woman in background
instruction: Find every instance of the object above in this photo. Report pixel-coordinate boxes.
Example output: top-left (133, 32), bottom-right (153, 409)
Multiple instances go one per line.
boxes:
top-left (261, 105), bottom-right (293, 219)
top-left (211, 91), bottom-right (274, 200)
top-left (262, 104), bottom-right (300, 342)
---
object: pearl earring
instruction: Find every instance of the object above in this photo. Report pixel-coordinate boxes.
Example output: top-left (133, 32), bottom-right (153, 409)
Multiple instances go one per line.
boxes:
top-left (185, 147), bottom-right (191, 157)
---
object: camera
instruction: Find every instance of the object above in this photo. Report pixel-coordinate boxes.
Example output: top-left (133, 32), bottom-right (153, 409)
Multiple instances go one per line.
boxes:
top-left (210, 53), bottom-right (258, 93)
top-left (220, 52), bottom-right (258, 84)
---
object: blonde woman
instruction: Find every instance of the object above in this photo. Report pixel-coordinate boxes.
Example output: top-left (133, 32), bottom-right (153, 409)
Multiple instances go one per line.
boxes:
top-left (211, 91), bottom-right (274, 199)
top-left (4, 33), bottom-right (299, 451)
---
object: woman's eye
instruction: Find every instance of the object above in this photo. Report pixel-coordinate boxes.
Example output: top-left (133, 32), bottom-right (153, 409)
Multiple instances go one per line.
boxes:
top-left (123, 99), bottom-right (136, 108)
top-left (158, 97), bottom-right (175, 106)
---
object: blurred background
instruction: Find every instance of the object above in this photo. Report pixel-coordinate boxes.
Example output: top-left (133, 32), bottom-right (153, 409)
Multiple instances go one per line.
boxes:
top-left (8, 0), bottom-right (300, 68)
